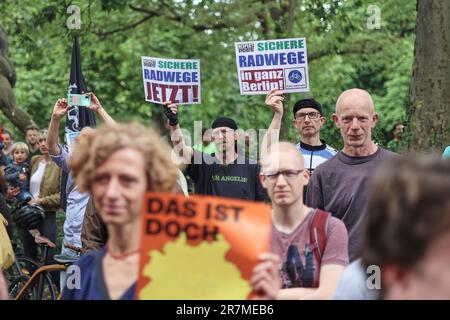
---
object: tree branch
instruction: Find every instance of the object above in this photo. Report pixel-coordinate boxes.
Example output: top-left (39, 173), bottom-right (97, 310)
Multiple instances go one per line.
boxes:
top-left (93, 12), bottom-right (158, 37)
top-left (191, 22), bottom-right (229, 32)
top-left (309, 40), bottom-right (385, 61)
top-left (128, 4), bottom-right (158, 14)
top-left (286, 0), bottom-right (296, 36)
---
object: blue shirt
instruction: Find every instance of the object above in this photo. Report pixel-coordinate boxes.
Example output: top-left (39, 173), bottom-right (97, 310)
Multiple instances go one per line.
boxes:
top-left (61, 247), bottom-right (136, 300)
top-left (333, 258), bottom-right (380, 300)
top-left (50, 145), bottom-right (90, 217)
top-left (296, 140), bottom-right (337, 174)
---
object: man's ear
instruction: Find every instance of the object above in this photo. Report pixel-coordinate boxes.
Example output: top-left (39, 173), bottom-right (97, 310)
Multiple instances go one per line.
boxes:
top-left (259, 174), bottom-right (268, 189)
top-left (293, 118), bottom-right (301, 131)
top-left (302, 169), bottom-right (310, 186)
top-left (332, 114), bottom-right (340, 128)
top-left (371, 113), bottom-right (379, 128)
top-left (320, 116), bottom-right (326, 127)
top-left (320, 115), bottom-right (327, 125)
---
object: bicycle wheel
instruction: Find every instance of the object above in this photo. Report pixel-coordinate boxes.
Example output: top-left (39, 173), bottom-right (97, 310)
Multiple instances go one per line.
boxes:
top-left (12, 256), bottom-right (58, 300)
top-left (4, 255), bottom-right (40, 286)
top-left (8, 275), bottom-right (36, 300)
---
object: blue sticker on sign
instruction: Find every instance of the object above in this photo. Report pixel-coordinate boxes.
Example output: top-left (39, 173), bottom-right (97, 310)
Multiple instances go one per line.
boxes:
top-left (288, 70), bottom-right (302, 83)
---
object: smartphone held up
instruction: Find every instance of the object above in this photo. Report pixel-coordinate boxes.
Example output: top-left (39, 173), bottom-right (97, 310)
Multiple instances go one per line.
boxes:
top-left (67, 93), bottom-right (91, 107)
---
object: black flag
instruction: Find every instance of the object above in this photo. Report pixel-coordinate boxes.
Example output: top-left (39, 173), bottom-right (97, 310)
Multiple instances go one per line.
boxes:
top-left (66, 36), bottom-right (96, 131)
top-left (60, 36), bottom-right (96, 211)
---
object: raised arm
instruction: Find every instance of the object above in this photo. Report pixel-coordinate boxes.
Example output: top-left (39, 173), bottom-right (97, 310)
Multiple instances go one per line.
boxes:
top-left (47, 98), bottom-right (68, 156)
top-left (163, 101), bottom-right (193, 163)
top-left (86, 92), bottom-right (117, 126)
top-left (260, 90), bottom-right (284, 160)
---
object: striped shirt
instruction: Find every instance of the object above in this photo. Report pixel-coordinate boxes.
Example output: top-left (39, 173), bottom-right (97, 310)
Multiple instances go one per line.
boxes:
top-left (296, 140), bottom-right (337, 174)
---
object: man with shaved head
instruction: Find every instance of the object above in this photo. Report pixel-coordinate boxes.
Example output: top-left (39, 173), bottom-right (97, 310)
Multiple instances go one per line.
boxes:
top-left (260, 142), bottom-right (348, 299)
top-left (306, 89), bottom-right (393, 262)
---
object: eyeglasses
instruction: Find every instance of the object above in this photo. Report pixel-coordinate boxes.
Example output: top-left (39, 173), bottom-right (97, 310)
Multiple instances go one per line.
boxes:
top-left (295, 112), bottom-right (321, 120)
top-left (263, 170), bottom-right (304, 181)
top-left (212, 129), bottom-right (234, 138)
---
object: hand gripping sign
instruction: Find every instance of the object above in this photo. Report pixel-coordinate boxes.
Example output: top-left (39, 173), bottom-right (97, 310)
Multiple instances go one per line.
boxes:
top-left (235, 38), bottom-right (310, 95)
top-left (137, 193), bottom-right (271, 299)
top-left (142, 56), bottom-right (201, 105)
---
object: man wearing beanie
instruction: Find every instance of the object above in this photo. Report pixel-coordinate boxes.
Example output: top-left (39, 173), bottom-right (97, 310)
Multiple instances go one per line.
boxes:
top-left (264, 90), bottom-right (337, 176)
top-left (163, 101), bottom-right (267, 201)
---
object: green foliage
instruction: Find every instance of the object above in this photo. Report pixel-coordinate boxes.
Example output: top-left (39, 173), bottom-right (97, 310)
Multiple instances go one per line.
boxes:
top-left (0, 0), bottom-right (416, 148)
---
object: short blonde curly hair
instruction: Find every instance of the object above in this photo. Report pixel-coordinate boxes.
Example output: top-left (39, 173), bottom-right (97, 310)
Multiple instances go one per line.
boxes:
top-left (68, 122), bottom-right (180, 194)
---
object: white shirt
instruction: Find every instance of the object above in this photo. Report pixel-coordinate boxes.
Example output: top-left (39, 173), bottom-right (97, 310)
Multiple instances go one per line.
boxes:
top-left (30, 162), bottom-right (46, 199)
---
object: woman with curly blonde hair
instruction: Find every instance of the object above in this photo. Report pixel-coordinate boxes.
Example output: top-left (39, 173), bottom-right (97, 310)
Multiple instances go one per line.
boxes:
top-left (62, 122), bottom-right (180, 300)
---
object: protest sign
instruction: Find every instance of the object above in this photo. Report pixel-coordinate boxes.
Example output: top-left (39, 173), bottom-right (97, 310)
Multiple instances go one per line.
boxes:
top-left (137, 193), bottom-right (271, 299)
top-left (235, 38), bottom-right (309, 95)
top-left (141, 56), bottom-right (201, 105)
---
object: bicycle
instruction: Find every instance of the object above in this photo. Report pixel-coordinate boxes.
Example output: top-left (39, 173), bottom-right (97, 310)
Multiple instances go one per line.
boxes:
top-left (8, 230), bottom-right (63, 300)
top-left (4, 197), bottom-right (80, 300)
top-left (15, 241), bottom-right (83, 299)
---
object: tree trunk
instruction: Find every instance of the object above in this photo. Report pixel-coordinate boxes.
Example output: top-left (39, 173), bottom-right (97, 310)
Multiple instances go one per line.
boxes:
top-left (408, 0), bottom-right (450, 152)
top-left (0, 25), bottom-right (36, 133)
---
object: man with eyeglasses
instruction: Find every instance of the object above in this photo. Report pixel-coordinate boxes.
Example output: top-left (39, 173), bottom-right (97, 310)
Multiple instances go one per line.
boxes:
top-left (163, 101), bottom-right (267, 201)
top-left (266, 90), bottom-right (337, 174)
top-left (263, 90), bottom-right (337, 201)
top-left (305, 88), bottom-right (394, 262)
top-left (263, 90), bottom-right (337, 175)
top-left (259, 142), bottom-right (348, 299)
top-left (291, 99), bottom-right (338, 175)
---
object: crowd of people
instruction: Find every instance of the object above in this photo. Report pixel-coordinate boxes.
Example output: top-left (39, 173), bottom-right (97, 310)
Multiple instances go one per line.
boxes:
top-left (0, 87), bottom-right (449, 300)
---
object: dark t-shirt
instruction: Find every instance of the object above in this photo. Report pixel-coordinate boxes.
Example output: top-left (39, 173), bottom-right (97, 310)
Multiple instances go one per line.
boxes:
top-left (306, 147), bottom-right (393, 261)
top-left (186, 151), bottom-right (267, 201)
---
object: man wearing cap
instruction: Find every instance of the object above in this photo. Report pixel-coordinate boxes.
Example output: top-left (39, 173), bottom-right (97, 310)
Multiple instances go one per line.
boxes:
top-left (263, 90), bottom-right (337, 176)
top-left (163, 101), bottom-right (267, 201)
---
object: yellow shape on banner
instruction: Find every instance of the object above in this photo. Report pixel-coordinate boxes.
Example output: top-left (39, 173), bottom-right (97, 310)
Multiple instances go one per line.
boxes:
top-left (140, 233), bottom-right (251, 299)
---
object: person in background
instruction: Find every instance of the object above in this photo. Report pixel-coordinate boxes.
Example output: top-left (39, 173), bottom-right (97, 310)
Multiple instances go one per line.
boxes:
top-left (164, 102), bottom-right (267, 201)
top-left (62, 122), bottom-right (279, 300)
top-left (2, 129), bottom-right (13, 163)
top-left (386, 122), bottom-right (404, 153)
top-left (4, 142), bottom-right (32, 202)
top-left (262, 90), bottom-right (337, 201)
top-left (25, 124), bottom-right (41, 162)
top-left (18, 129), bottom-right (61, 265)
top-left (193, 128), bottom-right (216, 155)
top-left (48, 93), bottom-right (114, 262)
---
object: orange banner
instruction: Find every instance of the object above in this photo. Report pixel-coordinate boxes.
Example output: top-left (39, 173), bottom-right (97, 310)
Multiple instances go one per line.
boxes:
top-left (137, 192), bottom-right (271, 299)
